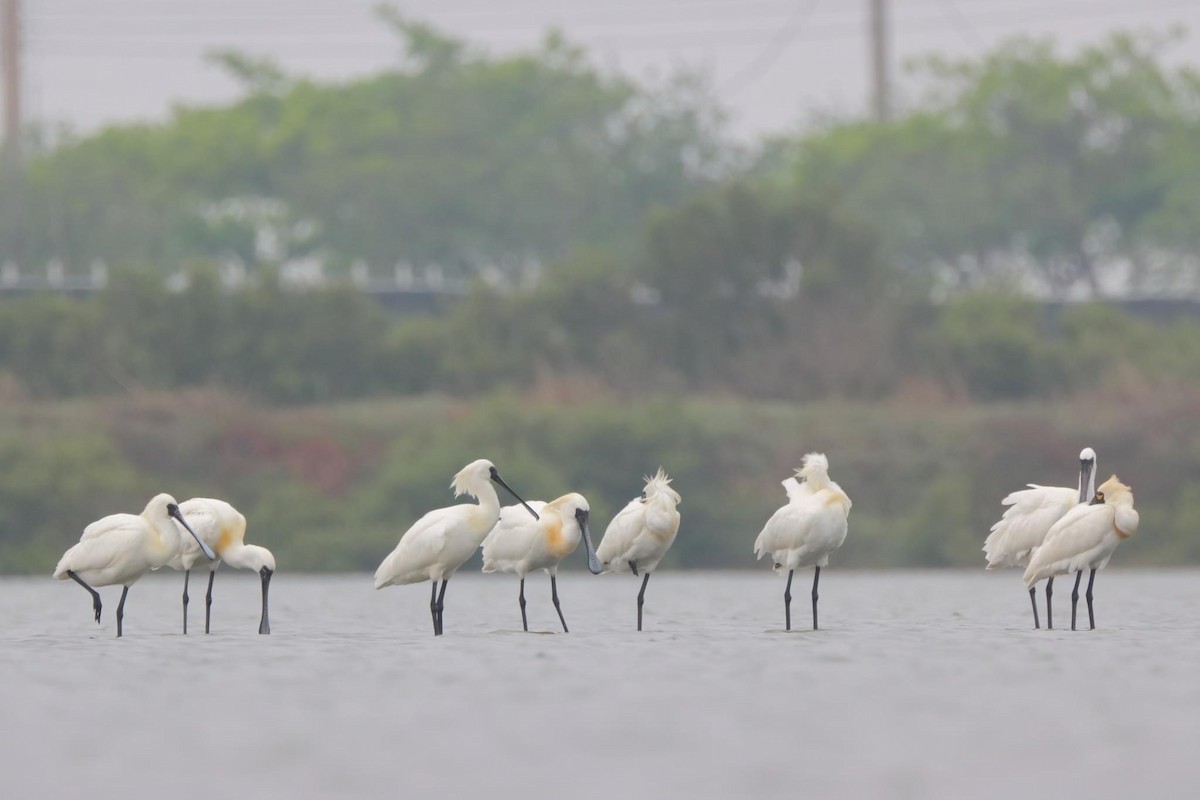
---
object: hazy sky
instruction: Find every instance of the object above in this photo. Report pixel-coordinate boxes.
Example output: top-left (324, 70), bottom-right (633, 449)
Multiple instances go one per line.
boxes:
top-left (19, 0), bottom-right (1200, 140)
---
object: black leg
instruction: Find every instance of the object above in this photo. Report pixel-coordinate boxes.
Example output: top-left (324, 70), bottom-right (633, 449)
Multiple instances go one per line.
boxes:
top-left (258, 567), bottom-right (272, 635)
top-left (1085, 568), bottom-right (1097, 630)
top-left (1070, 571), bottom-right (1082, 631)
top-left (630, 561), bottom-right (638, 577)
top-left (205, 571), bottom-right (216, 634)
top-left (67, 570), bottom-right (102, 624)
top-left (434, 578), bottom-right (448, 636)
top-left (636, 572), bottom-right (650, 631)
top-left (1045, 577), bottom-right (1054, 630)
top-left (783, 569), bottom-right (794, 631)
top-left (519, 578), bottom-right (528, 632)
top-left (1029, 585), bottom-right (1040, 629)
top-left (429, 580), bottom-right (439, 635)
top-left (811, 566), bottom-right (821, 631)
top-left (115, 586), bottom-right (129, 638)
top-left (550, 574), bottom-right (569, 633)
top-left (182, 570), bottom-right (190, 634)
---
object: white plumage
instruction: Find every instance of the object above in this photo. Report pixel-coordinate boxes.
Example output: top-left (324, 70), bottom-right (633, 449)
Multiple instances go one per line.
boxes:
top-left (753, 453), bottom-right (851, 631)
top-left (1023, 475), bottom-right (1137, 630)
top-left (374, 458), bottom-right (535, 635)
top-left (596, 468), bottom-right (681, 630)
top-left (481, 492), bottom-right (601, 632)
top-left (53, 493), bottom-right (214, 637)
top-left (169, 498), bottom-right (276, 635)
top-left (984, 447), bottom-right (1097, 568)
top-left (983, 447), bottom-right (1096, 629)
top-left (754, 453), bottom-right (851, 572)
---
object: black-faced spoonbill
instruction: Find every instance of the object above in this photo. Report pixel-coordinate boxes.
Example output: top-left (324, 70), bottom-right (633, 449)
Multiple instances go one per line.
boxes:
top-left (169, 498), bottom-right (275, 635)
top-left (753, 453), bottom-right (851, 631)
top-left (52, 493), bottom-right (216, 637)
top-left (374, 459), bottom-right (538, 636)
top-left (595, 468), bottom-right (681, 631)
top-left (481, 492), bottom-right (602, 632)
top-left (1023, 476), bottom-right (1138, 630)
top-left (983, 447), bottom-right (1096, 629)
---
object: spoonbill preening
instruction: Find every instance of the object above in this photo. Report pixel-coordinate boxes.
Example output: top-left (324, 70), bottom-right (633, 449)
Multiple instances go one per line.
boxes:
top-left (596, 468), bottom-right (681, 631)
top-left (1023, 475), bottom-right (1138, 630)
top-left (753, 453), bottom-right (851, 631)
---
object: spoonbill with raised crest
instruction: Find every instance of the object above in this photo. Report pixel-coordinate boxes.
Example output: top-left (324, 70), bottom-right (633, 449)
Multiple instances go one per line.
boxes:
top-left (984, 447), bottom-right (1096, 629)
top-left (169, 497), bottom-right (275, 635)
top-left (596, 468), bottom-right (681, 631)
top-left (53, 493), bottom-right (216, 637)
top-left (481, 492), bottom-right (601, 632)
top-left (374, 459), bottom-right (537, 636)
top-left (1023, 475), bottom-right (1138, 630)
top-left (753, 453), bottom-right (851, 631)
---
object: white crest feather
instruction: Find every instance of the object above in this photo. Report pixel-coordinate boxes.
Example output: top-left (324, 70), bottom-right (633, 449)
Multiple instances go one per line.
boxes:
top-left (450, 458), bottom-right (493, 498)
top-left (791, 452), bottom-right (832, 489)
top-left (643, 467), bottom-right (681, 505)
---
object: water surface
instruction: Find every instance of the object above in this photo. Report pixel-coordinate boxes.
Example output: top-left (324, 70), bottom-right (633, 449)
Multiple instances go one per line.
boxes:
top-left (2, 569), bottom-right (1198, 799)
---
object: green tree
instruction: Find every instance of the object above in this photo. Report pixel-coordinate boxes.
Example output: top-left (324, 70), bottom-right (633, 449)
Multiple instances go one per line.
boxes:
top-left (927, 294), bottom-right (1063, 400)
top-left (794, 31), bottom-right (1200, 298)
top-left (4, 19), bottom-right (730, 280)
top-left (639, 181), bottom-right (894, 393)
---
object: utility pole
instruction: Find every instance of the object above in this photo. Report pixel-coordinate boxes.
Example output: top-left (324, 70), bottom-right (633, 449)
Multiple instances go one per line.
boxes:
top-left (2, 0), bottom-right (21, 262)
top-left (2, 0), bottom-right (19, 167)
top-left (869, 0), bottom-right (891, 122)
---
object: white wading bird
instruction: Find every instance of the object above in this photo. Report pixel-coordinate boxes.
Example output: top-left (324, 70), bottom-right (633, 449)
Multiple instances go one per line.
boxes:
top-left (481, 492), bottom-right (602, 632)
top-left (374, 459), bottom-right (537, 636)
top-left (984, 447), bottom-right (1096, 629)
top-left (595, 468), bottom-right (681, 631)
top-left (168, 498), bottom-right (275, 635)
top-left (1023, 475), bottom-right (1137, 631)
top-left (53, 493), bottom-right (216, 637)
top-left (753, 453), bottom-right (851, 631)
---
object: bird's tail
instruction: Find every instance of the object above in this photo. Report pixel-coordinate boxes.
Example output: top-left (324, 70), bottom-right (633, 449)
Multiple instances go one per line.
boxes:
top-left (372, 553), bottom-right (397, 589)
top-left (52, 545), bottom-right (78, 580)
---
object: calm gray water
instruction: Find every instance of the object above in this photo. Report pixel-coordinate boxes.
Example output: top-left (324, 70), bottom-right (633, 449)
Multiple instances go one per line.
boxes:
top-left (2, 569), bottom-right (1198, 799)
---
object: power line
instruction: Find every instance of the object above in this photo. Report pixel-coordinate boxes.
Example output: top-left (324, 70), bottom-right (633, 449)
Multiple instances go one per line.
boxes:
top-left (24, 0), bottom-right (1200, 51)
top-left (16, 0), bottom-right (1200, 139)
top-left (26, 0), bottom-right (1199, 25)
top-left (934, 0), bottom-right (990, 48)
top-left (722, 0), bottom-right (822, 95)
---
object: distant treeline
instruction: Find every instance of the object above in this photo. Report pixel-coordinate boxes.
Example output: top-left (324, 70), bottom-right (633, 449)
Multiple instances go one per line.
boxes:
top-left (4, 24), bottom-right (1200, 301)
top-left (0, 17), bottom-right (727, 280)
top-left (4, 192), bottom-right (1200, 405)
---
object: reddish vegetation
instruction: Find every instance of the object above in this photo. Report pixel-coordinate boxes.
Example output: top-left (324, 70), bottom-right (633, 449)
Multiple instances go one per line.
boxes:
top-left (213, 424), bottom-right (382, 497)
top-left (283, 438), bottom-right (355, 495)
